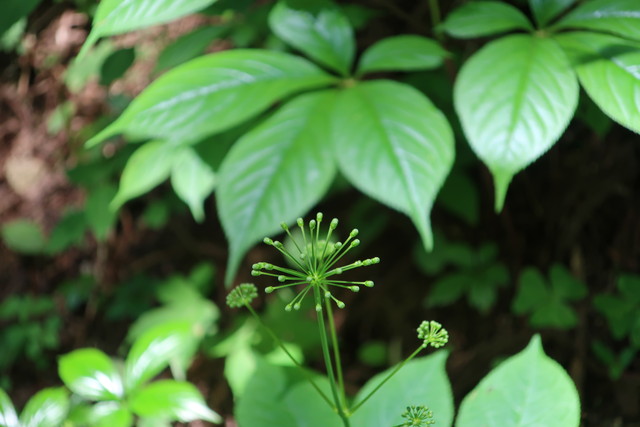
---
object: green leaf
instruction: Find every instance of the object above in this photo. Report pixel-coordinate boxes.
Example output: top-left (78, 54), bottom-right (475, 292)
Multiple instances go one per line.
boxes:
top-left (111, 141), bottom-right (177, 210)
top-left (79, 0), bottom-right (218, 58)
top-left (549, 264), bottom-right (586, 299)
top-left (529, 0), bottom-right (576, 27)
top-left (0, 0), bottom-right (42, 36)
top-left (357, 35), bottom-right (448, 75)
top-left (618, 274), bottom-right (640, 302)
top-left (332, 80), bottom-right (454, 250)
top-left (155, 26), bottom-right (229, 73)
top-left (100, 48), bottom-right (136, 86)
top-left (436, 168), bottom-right (480, 226)
top-left (555, 32), bottom-right (640, 134)
top-left (218, 90), bottom-right (337, 285)
top-left (170, 147), bottom-right (216, 223)
top-left (89, 402), bottom-right (133, 427)
top-left (553, 0), bottom-right (640, 41)
top-left (513, 268), bottom-right (549, 314)
top-left (428, 274), bottom-right (468, 307)
top-left (352, 351), bottom-right (454, 427)
top-left (454, 35), bottom-right (578, 211)
top-left (86, 184), bottom-right (118, 240)
top-left (124, 322), bottom-right (193, 392)
top-left (1, 219), bottom-right (46, 255)
top-left (530, 299), bottom-right (577, 328)
top-left (58, 349), bottom-right (124, 401)
top-left (87, 50), bottom-right (337, 147)
top-left (442, 2), bottom-right (533, 38)
top-left (456, 335), bottom-right (580, 427)
top-left (46, 210), bottom-right (87, 253)
top-left (236, 358), bottom-right (339, 427)
top-left (0, 389), bottom-right (18, 427)
top-left (269, 0), bottom-right (355, 76)
top-left (129, 380), bottom-right (221, 424)
top-left (593, 294), bottom-right (635, 339)
top-left (19, 387), bottom-right (69, 427)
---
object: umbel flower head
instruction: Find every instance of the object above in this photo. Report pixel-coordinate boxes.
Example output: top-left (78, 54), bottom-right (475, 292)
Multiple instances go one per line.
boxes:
top-left (417, 320), bottom-right (449, 349)
top-left (226, 283), bottom-right (258, 308)
top-left (251, 212), bottom-right (380, 311)
top-left (401, 405), bottom-right (435, 426)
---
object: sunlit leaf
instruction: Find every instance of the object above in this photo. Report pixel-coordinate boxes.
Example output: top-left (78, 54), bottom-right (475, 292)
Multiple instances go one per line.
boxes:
top-left (171, 146), bottom-right (216, 223)
top-left (19, 388), bottom-right (69, 427)
top-left (59, 349), bottom-right (123, 401)
top-left (352, 351), bottom-right (454, 426)
top-left (456, 335), bottom-right (580, 427)
top-left (87, 50), bottom-right (337, 146)
top-left (218, 90), bottom-right (337, 285)
top-left (555, 31), bottom-right (640, 134)
top-left (357, 35), bottom-right (447, 75)
top-left (124, 322), bottom-right (194, 392)
top-left (442, 2), bottom-right (533, 38)
top-left (454, 34), bottom-right (578, 210)
top-left (79, 0), bottom-right (219, 58)
top-left (0, 389), bottom-right (18, 427)
top-left (332, 80), bottom-right (454, 250)
top-left (269, 0), bottom-right (355, 75)
top-left (554, 0), bottom-right (640, 41)
top-left (129, 380), bottom-right (221, 423)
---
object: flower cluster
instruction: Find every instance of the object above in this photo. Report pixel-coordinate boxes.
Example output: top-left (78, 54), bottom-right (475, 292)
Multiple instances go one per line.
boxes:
top-left (251, 212), bottom-right (379, 311)
top-left (417, 320), bottom-right (449, 349)
top-left (400, 405), bottom-right (435, 426)
top-left (226, 283), bottom-right (258, 308)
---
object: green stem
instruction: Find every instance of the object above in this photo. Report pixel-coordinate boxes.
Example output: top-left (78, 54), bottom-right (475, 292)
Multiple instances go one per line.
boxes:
top-left (428, 0), bottom-right (443, 41)
top-left (324, 297), bottom-right (347, 410)
top-left (350, 345), bottom-right (425, 414)
top-left (244, 303), bottom-right (333, 408)
top-left (314, 286), bottom-right (350, 427)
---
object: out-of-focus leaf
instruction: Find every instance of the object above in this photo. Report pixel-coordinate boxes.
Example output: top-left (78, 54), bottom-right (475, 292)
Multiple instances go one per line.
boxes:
top-left (129, 380), bottom-right (222, 423)
top-left (86, 184), bottom-right (118, 240)
top-left (554, 0), bottom-right (640, 41)
top-left (269, 0), bottom-right (355, 75)
top-left (59, 349), bottom-right (123, 401)
top-left (0, 0), bottom-right (42, 36)
top-left (79, 0), bottom-right (219, 58)
top-left (442, 1), bottom-right (533, 38)
top-left (1, 219), bottom-right (47, 255)
top-left (529, 0), bottom-right (576, 27)
top-left (0, 389), bottom-right (18, 427)
top-left (357, 35), bottom-right (448, 75)
top-left (155, 26), bottom-right (229, 73)
top-left (170, 147), bottom-right (216, 223)
top-left (19, 387), bottom-right (69, 427)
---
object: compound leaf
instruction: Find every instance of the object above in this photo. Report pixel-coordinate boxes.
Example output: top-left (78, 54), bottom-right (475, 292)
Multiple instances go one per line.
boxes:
top-left (513, 267), bottom-right (549, 314)
top-left (59, 349), bottom-right (123, 401)
top-left (218, 90), bottom-right (337, 285)
top-left (454, 34), bottom-right (578, 211)
top-left (554, 0), bottom-right (640, 41)
top-left (555, 31), bottom-right (640, 134)
top-left (357, 35), bottom-right (448, 75)
top-left (87, 50), bottom-right (337, 146)
top-left (269, 0), bottom-right (354, 75)
top-left (457, 335), bottom-right (580, 427)
top-left (549, 264), bottom-right (587, 300)
top-left (332, 80), bottom-right (454, 251)
top-left (129, 380), bottom-right (221, 424)
top-left (80, 0), bottom-right (218, 58)
top-left (442, 2), bottom-right (533, 38)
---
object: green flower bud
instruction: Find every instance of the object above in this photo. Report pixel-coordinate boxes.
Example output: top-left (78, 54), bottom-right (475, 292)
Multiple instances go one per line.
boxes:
top-left (226, 283), bottom-right (258, 308)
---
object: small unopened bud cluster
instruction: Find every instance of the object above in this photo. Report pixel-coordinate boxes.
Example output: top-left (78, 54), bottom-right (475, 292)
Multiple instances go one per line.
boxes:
top-left (417, 320), bottom-right (449, 349)
top-left (251, 213), bottom-right (380, 311)
top-left (400, 405), bottom-right (435, 426)
top-left (226, 283), bottom-right (258, 308)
